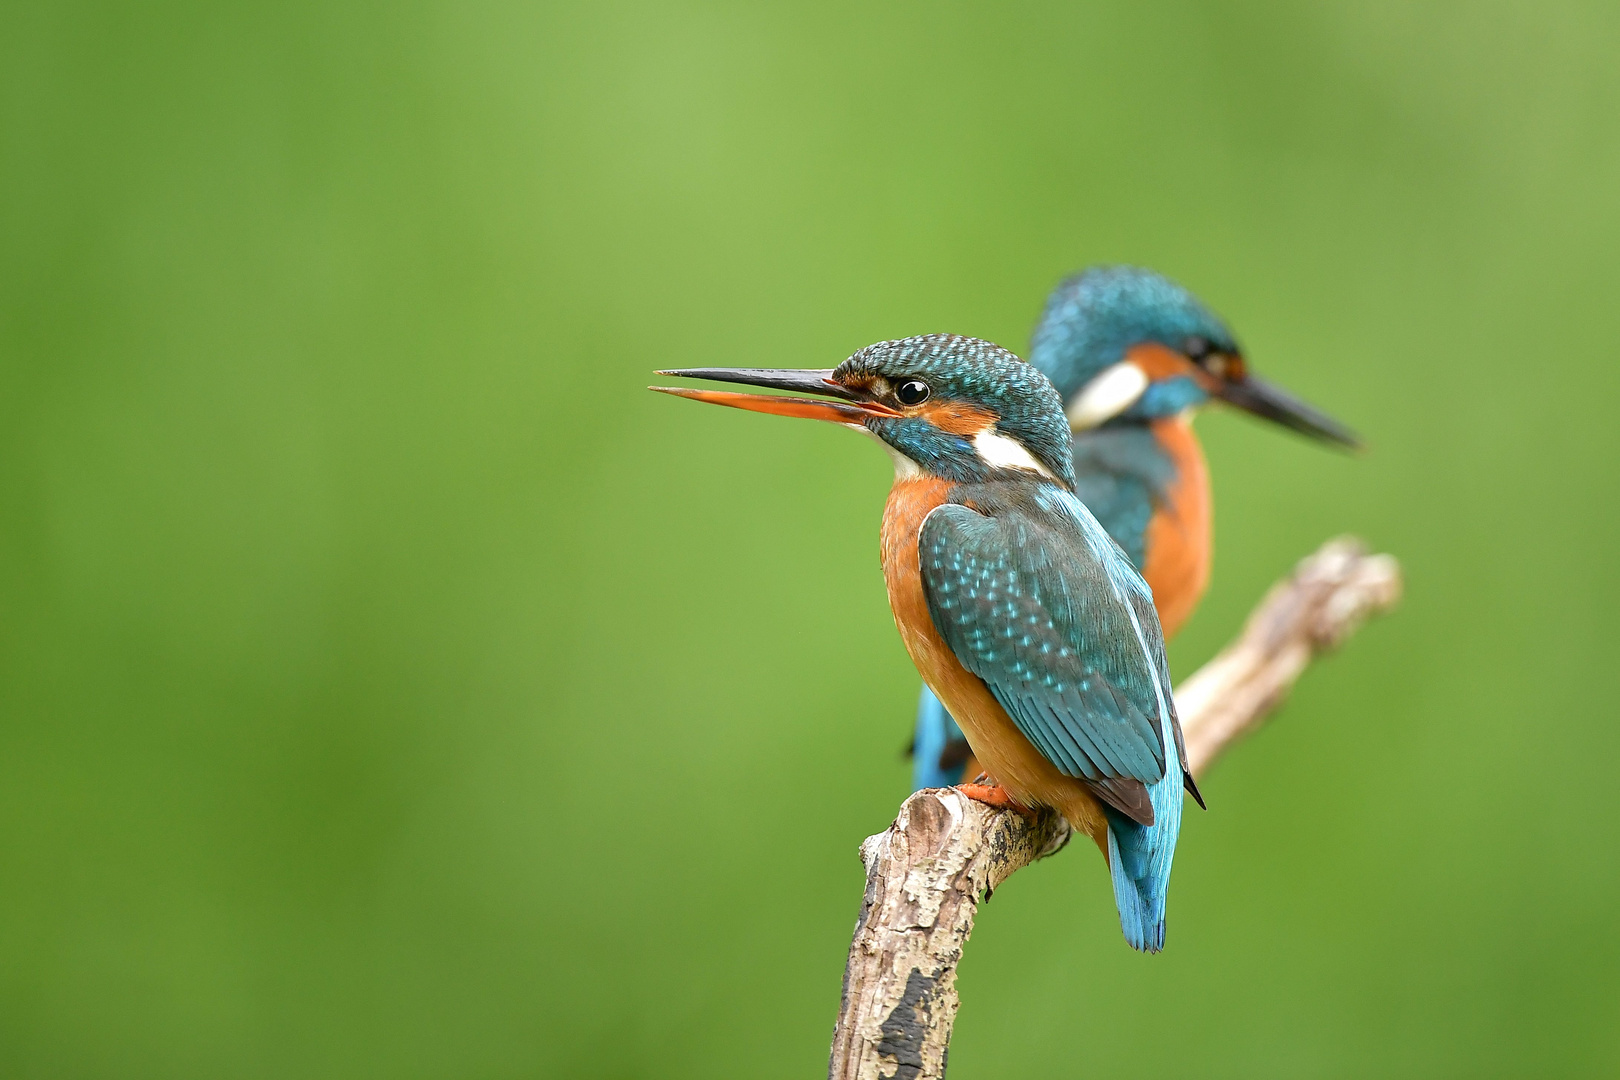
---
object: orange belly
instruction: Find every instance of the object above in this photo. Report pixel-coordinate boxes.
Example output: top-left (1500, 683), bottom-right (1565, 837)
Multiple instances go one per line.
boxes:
top-left (881, 478), bottom-right (1110, 852)
top-left (1142, 417), bottom-right (1212, 638)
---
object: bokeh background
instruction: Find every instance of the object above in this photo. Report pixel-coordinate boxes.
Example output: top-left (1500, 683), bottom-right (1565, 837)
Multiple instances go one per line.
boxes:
top-left (4, 1), bottom-right (1618, 1076)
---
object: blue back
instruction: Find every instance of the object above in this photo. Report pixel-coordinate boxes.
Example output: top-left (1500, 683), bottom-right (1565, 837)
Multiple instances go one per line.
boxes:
top-left (1069, 425), bottom-right (1179, 570)
top-left (915, 479), bottom-right (1187, 951)
top-left (908, 428), bottom-right (1179, 789)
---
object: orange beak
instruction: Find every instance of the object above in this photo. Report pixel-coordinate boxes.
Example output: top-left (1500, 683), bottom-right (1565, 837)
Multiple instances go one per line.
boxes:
top-left (649, 367), bottom-right (902, 424)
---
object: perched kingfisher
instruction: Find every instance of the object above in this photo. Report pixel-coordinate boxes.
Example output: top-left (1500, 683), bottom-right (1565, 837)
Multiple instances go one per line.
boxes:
top-left (654, 335), bottom-right (1205, 951)
top-left (912, 267), bottom-right (1358, 791)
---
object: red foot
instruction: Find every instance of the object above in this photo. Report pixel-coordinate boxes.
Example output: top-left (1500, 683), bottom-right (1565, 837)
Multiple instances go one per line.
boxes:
top-left (953, 778), bottom-right (1032, 816)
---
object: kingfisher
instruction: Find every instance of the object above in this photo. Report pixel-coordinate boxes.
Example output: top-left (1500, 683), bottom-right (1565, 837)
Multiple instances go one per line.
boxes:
top-left (654, 335), bottom-right (1203, 951)
top-left (912, 267), bottom-right (1358, 790)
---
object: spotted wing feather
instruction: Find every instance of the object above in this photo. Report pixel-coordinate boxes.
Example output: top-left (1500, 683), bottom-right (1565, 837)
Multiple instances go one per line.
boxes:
top-left (918, 493), bottom-right (1179, 823)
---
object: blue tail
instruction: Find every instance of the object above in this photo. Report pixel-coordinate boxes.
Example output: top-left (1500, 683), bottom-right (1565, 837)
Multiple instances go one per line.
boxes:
top-left (918, 684), bottom-right (1183, 951)
top-left (911, 686), bottom-right (968, 790)
top-left (1103, 712), bottom-right (1185, 952)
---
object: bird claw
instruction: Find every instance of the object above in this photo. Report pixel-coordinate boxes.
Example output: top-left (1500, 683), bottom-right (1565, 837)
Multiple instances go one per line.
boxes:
top-left (953, 778), bottom-right (1035, 817)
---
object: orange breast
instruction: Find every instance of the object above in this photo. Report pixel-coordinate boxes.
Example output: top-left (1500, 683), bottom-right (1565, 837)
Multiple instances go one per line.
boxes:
top-left (881, 478), bottom-right (1109, 851)
top-left (1142, 417), bottom-right (1212, 638)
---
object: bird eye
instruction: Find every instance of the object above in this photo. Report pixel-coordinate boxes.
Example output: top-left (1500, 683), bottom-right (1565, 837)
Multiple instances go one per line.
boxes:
top-left (1183, 336), bottom-right (1212, 360)
top-left (896, 379), bottom-right (930, 406)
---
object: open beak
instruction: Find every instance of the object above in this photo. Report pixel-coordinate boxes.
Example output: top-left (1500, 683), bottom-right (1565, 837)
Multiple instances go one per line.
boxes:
top-left (1213, 373), bottom-right (1360, 449)
top-left (650, 367), bottom-right (902, 424)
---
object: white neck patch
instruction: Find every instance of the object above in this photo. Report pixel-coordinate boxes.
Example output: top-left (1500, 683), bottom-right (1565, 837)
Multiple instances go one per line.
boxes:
top-left (972, 428), bottom-right (1058, 481)
top-left (853, 423), bottom-right (923, 480)
top-left (1065, 360), bottom-right (1149, 431)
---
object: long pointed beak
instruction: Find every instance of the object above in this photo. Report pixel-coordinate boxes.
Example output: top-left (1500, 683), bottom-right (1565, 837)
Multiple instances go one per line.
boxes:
top-left (649, 367), bottom-right (901, 423)
top-left (1214, 374), bottom-right (1360, 448)
top-left (657, 367), bottom-right (854, 397)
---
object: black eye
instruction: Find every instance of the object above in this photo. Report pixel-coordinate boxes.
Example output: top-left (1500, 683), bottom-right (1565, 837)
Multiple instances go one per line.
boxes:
top-left (896, 379), bottom-right (930, 406)
top-left (1183, 336), bottom-right (1212, 360)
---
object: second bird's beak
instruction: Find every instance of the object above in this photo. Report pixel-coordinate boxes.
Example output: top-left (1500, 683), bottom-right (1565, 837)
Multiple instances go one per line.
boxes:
top-left (650, 367), bottom-right (902, 424)
top-left (1213, 372), bottom-right (1360, 448)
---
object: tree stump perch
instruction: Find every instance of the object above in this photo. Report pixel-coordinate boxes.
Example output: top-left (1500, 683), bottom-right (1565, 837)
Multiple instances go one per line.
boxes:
top-left (828, 537), bottom-right (1402, 1080)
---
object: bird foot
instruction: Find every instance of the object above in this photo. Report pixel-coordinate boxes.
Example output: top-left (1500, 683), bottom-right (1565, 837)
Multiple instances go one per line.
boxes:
top-left (954, 777), bottom-right (1034, 817)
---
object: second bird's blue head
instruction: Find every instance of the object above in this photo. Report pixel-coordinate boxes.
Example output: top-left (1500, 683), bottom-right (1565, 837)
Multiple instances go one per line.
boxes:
top-left (653, 334), bottom-right (1079, 487)
top-left (1031, 266), bottom-right (1356, 446)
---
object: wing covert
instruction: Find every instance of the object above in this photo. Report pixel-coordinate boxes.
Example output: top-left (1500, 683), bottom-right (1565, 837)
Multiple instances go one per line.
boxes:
top-left (918, 498), bottom-right (1173, 788)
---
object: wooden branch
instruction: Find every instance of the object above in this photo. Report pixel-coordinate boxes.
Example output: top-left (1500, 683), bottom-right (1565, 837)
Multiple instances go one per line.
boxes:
top-left (828, 537), bottom-right (1402, 1080)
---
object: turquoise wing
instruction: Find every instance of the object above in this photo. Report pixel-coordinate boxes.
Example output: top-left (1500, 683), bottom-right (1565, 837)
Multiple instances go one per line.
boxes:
top-left (917, 489), bottom-right (1183, 821)
top-left (1069, 424), bottom-right (1177, 570)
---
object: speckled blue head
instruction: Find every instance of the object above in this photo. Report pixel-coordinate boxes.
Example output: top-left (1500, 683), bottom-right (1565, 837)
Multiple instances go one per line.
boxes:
top-left (1030, 266), bottom-right (1238, 421)
top-left (835, 334), bottom-right (1075, 486)
top-left (652, 334), bottom-right (1081, 487)
top-left (1020, 266), bottom-right (1358, 444)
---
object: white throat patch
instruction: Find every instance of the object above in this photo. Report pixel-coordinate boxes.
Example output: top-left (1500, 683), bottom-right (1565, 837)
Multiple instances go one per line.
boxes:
top-left (853, 423), bottom-right (923, 480)
top-left (972, 428), bottom-right (1058, 481)
top-left (1065, 361), bottom-right (1149, 431)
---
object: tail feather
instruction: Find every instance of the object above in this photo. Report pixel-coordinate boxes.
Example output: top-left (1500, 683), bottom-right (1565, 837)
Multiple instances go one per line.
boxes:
top-left (911, 686), bottom-right (968, 790)
top-left (1106, 816), bottom-right (1168, 951)
top-left (1104, 757), bottom-right (1184, 952)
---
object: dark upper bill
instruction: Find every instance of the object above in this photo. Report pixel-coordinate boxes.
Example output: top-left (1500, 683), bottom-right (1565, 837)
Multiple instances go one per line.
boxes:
top-left (649, 367), bottom-right (901, 423)
top-left (1214, 374), bottom-right (1360, 448)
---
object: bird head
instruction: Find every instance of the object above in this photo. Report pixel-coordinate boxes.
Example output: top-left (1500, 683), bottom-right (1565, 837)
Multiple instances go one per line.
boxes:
top-left (1033, 265), bottom-right (1358, 446)
top-left (653, 334), bottom-right (1076, 486)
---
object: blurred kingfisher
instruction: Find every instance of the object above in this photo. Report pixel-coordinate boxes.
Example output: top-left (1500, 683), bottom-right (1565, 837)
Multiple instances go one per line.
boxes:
top-left (912, 267), bottom-right (1358, 791)
top-left (654, 335), bottom-right (1205, 951)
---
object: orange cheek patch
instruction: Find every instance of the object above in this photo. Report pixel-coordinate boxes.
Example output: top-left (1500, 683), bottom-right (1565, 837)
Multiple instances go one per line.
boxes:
top-left (1124, 342), bottom-right (1198, 381)
top-left (919, 400), bottom-right (998, 436)
top-left (1210, 353), bottom-right (1246, 381)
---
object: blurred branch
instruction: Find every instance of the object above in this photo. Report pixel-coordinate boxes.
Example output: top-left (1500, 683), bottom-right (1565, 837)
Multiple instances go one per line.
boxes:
top-left (827, 537), bottom-right (1402, 1080)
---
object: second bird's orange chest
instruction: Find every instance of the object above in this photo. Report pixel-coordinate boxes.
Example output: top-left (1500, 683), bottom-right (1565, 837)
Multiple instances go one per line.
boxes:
top-left (1142, 418), bottom-right (1212, 638)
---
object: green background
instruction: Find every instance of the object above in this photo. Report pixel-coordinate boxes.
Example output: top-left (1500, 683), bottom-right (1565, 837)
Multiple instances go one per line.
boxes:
top-left (3, 1), bottom-right (1617, 1076)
